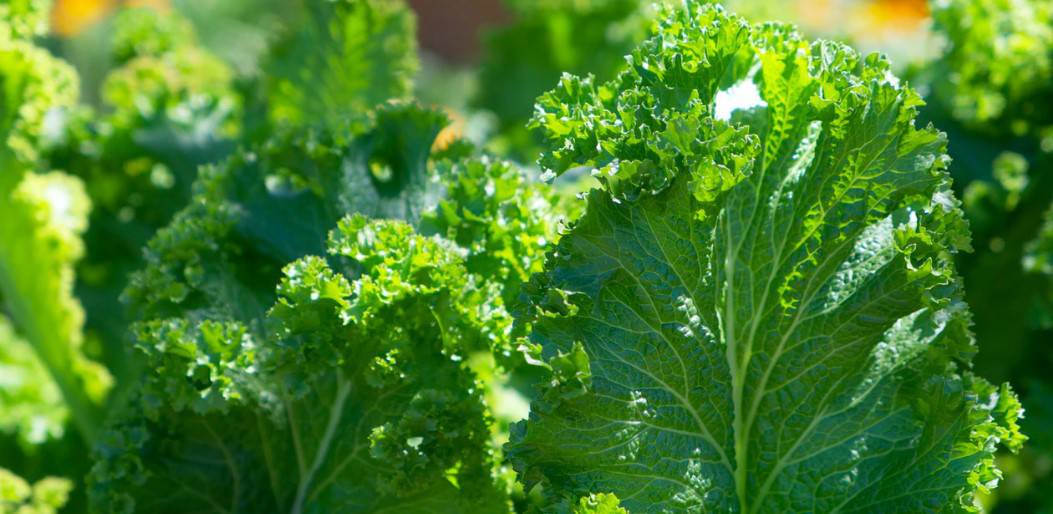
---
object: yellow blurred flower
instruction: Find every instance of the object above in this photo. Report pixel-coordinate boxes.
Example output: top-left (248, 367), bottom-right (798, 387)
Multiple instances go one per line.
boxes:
top-left (51, 0), bottom-right (113, 36)
top-left (51, 0), bottom-right (168, 36)
top-left (433, 107), bottom-right (465, 153)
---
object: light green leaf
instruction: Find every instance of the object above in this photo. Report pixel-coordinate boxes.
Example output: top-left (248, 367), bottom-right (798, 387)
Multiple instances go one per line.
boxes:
top-left (0, 467), bottom-right (71, 514)
top-left (0, 0), bottom-right (51, 40)
top-left (0, 39), bottom-right (77, 167)
top-left (0, 35), bottom-right (110, 442)
top-left (511, 4), bottom-right (1023, 512)
top-left (0, 316), bottom-right (65, 446)
top-left (420, 155), bottom-right (558, 344)
top-left (571, 492), bottom-right (629, 514)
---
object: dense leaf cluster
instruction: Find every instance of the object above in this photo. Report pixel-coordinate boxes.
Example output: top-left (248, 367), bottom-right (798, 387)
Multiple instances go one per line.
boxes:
top-left (0, 0), bottom-right (1047, 513)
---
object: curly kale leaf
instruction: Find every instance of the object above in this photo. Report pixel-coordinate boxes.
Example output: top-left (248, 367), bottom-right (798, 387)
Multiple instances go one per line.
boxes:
top-left (91, 217), bottom-right (511, 513)
top-left (0, 34), bottom-right (110, 442)
top-left (93, 101), bottom-right (555, 511)
top-left (422, 156), bottom-right (556, 303)
top-left (122, 103), bottom-right (448, 324)
top-left (0, 40), bottom-right (78, 167)
top-left (418, 153), bottom-right (564, 375)
top-left (510, 3), bottom-right (1024, 512)
top-left (265, 0), bottom-right (418, 128)
top-left (0, 170), bottom-right (110, 442)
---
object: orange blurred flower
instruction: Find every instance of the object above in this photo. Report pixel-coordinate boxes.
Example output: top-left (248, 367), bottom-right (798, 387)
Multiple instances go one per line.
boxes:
top-left (794, 0), bottom-right (929, 34)
top-left (863, 0), bottom-right (928, 27)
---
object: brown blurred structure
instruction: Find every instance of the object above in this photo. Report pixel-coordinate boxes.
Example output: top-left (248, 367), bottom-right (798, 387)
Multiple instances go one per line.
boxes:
top-left (408, 0), bottom-right (509, 63)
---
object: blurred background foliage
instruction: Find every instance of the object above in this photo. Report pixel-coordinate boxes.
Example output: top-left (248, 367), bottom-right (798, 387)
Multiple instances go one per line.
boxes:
top-left (2, 0), bottom-right (1049, 511)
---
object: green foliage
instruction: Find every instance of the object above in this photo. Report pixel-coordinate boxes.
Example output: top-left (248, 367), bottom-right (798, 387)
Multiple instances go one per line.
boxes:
top-left (265, 0), bottom-right (418, 128)
top-left (422, 156), bottom-right (556, 300)
top-left (0, 0), bottom-right (50, 40)
top-left (0, 27), bottom-right (110, 444)
top-left (96, 100), bottom-right (554, 511)
top-left (511, 4), bottom-right (1023, 512)
top-left (0, 468), bottom-right (71, 514)
top-left (571, 492), bottom-right (627, 514)
top-left (0, 317), bottom-right (65, 447)
top-left (911, 2), bottom-right (1053, 512)
top-left (926, 0), bottom-right (1053, 135)
top-left (91, 218), bottom-right (511, 513)
top-left (0, 40), bottom-right (77, 166)
top-left (36, 5), bottom-right (241, 392)
top-left (0, 1), bottom-right (1046, 512)
top-left (475, 0), bottom-right (658, 159)
top-left (122, 103), bottom-right (448, 325)
top-left (420, 155), bottom-right (562, 372)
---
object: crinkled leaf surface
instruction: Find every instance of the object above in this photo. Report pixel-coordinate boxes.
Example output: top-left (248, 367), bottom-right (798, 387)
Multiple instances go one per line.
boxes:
top-left (421, 155), bottom-right (556, 305)
top-left (92, 217), bottom-right (511, 513)
top-left (122, 102), bottom-right (541, 366)
top-left (419, 154), bottom-right (561, 372)
top-left (510, 4), bottom-right (1023, 512)
top-left (122, 102), bottom-right (448, 324)
top-left (91, 105), bottom-right (538, 513)
top-left (569, 492), bottom-right (629, 514)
